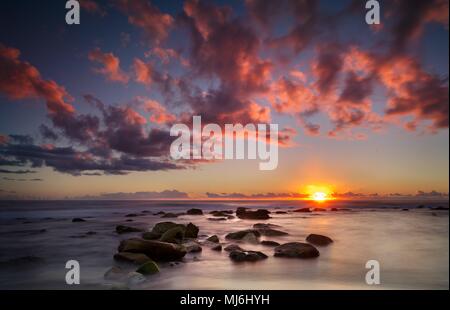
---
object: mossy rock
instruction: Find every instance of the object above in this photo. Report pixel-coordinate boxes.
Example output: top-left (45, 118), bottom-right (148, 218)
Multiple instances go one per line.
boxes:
top-left (159, 226), bottom-right (185, 244)
top-left (136, 260), bottom-right (159, 275)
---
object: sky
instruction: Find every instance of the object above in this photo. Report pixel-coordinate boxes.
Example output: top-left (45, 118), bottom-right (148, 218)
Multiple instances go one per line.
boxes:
top-left (0, 0), bottom-right (448, 199)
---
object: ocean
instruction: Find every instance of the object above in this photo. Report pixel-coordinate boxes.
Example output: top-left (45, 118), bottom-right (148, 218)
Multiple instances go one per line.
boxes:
top-left (0, 199), bottom-right (448, 289)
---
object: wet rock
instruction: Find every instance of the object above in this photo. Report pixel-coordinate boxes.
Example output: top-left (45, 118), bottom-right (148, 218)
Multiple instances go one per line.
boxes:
top-left (257, 228), bottom-right (288, 237)
top-left (86, 231), bottom-right (97, 235)
top-left (114, 252), bottom-right (151, 265)
top-left (313, 208), bottom-right (327, 212)
top-left (161, 213), bottom-right (179, 218)
top-left (224, 244), bottom-right (245, 252)
top-left (208, 217), bottom-right (227, 221)
top-left (432, 206), bottom-right (449, 211)
top-left (331, 208), bottom-right (338, 211)
top-left (402, 208), bottom-right (409, 211)
top-left (186, 208), bottom-right (203, 215)
top-left (210, 210), bottom-right (231, 217)
top-left (261, 240), bottom-right (280, 247)
top-left (293, 208), bottom-right (311, 213)
top-left (275, 211), bottom-right (287, 214)
top-left (416, 205), bottom-right (425, 209)
top-left (227, 215), bottom-right (235, 219)
top-left (185, 222), bottom-right (199, 238)
top-left (136, 260), bottom-right (159, 275)
top-left (125, 213), bottom-right (139, 218)
top-left (185, 243), bottom-right (202, 253)
top-left (229, 250), bottom-right (268, 262)
top-left (104, 266), bottom-right (126, 280)
top-left (274, 242), bottom-right (320, 258)
top-left (154, 211), bottom-right (165, 215)
top-left (211, 244), bottom-right (222, 251)
top-left (206, 235), bottom-right (220, 243)
top-left (225, 229), bottom-right (261, 240)
top-left (151, 222), bottom-right (181, 235)
top-left (236, 207), bottom-right (270, 220)
top-left (306, 234), bottom-right (333, 246)
top-left (142, 231), bottom-right (161, 240)
top-left (116, 225), bottom-right (143, 234)
top-left (126, 272), bottom-right (146, 286)
top-left (159, 226), bottom-right (185, 244)
top-left (125, 219), bottom-right (133, 222)
top-left (241, 233), bottom-right (259, 244)
top-left (118, 238), bottom-right (187, 261)
top-left (253, 223), bottom-right (281, 229)
top-left (72, 218), bottom-right (86, 222)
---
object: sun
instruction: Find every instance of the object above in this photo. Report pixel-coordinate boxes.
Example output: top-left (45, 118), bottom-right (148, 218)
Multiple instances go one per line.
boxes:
top-left (311, 192), bottom-right (328, 202)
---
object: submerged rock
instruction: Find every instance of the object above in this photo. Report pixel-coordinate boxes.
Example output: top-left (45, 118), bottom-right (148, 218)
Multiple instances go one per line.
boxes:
top-left (432, 206), bottom-right (449, 211)
top-left (293, 208), bottom-right (311, 213)
top-left (118, 238), bottom-right (186, 261)
top-left (306, 234), bottom-right (333, 246)
top-left (253, 223), bottom-right (281, 229)
top-left (313, 208), bottom-right (327, 212)
top-left (241, 233), bottom-right (259, 244)
top-left (136, 260), bottom-right (159, 275)
top-left (257, 228), bottom-right (288, 237)
top-left (211, 244), bottom-right (222, 251)
top-left (116, 225), bottom-right (143, 234)
top-left (104, 266), bottom-right (126, 280)
top-left (275, 211), bottom-right (287, 214)
top-left (186, 208), bottom-right (203, 215)
top-left (114, 252), bottom-right (151, 265)
top-left (72, 218), bottom-right (86, 222)
top-left (261, 240), bottom-right (280, 247)
top-left (125, 213), bottom-right (139, 218)
top-left (185, 243), bottom-right (202, 253)
top-left (225, 229), bottom-right (261, 240)
top-left (229, 250), bottom-right (268, 262)
top-left (208, 217), bottom-right (227, 221)
top-left (161, 213), bottom-right (179, 218)
top-left (274, 242), bottom-right (319, 258)
top-left (236, 207), bottom-right (270, 220)
top-left (206, 235), bottom-right (220, 243)
top-left (185, 223), bottom-right (199, 238)
top-left (224, 244), bottom-right (245, 252)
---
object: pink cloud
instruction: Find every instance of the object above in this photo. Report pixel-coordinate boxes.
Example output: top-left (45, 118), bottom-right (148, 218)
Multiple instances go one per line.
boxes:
top-left (88, 48), bottom-right (129, 84)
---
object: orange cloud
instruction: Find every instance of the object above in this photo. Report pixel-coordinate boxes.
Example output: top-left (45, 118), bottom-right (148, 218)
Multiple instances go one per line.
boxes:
top-left (88, 48), bottom-right (129, 84)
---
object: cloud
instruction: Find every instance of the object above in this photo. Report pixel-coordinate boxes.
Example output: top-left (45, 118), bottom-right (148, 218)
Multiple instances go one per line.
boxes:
top-left (88, 48), bottom-right (129, 83)
top-left (206, 192), bottom-right (309, 199)
top-left (416, 190), bottom-right (448, 197)
top-left (116, 0), bottom-right (174, 45)
top-left (79, 189), bottom-right (189, 200)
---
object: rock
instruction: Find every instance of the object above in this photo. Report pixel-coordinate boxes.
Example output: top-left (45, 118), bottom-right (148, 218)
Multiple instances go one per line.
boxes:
top-left (185, 222), bottom-right (199, 238)
top-left (253, 223), bottom-right (281, 229)
top-left (206, 235), bottom-right (220, 243)
top-left (126, 272), bottom-right (146, 286)
top-left (261, 240), bottom-right (280, 247)
top-left (153, 211), bottom-right (165, 215)
top-left (416, 205), bottom-right (425, 209)
top-left (306, 234), bottom-right (333, 246)
top-left (186, 208), bottom-right (203, 215)
top-left (125, 213), bottom-right (139, 218)
top-left (116, 225), bottom-right (143, 234)
top-left (432, 206), bottom-right (449, 211)
top-left (211, 244), bottom-right (222, 251)
top-left (72, 218), bottom-right (86, 222)
top-left (136, 261), bottom-right (159, 275)
top-left (402, 208), bottom-right (409, 211)
top-left (224, 244), bottom-right (245, 252)
top-left (142, 231), bottom-right (161, 240)
top-left (86, 231), bottom-right (97, 235)
top-left (114, 252), bottom-right (151, 265)
top-left (161, 213), bottom-right (179, 218)
top-left (210, 211), bottom-right (230, 217)
top-left (313, 208), bottom-right (327, 212)
top-left (126, 219), bottom-right (133, 222)
top-left (331, 208), bottom-right (338, 211)
top-left (274, 242), bottom-right (319, 258)
top-left (159, 226), bottom-right (185, 244)
top-left (151, 222), bottom-right (181, 235)
top-left (229, 250), bottom-right (268, 262)
top-left (227, 215), bottom-right (236, 219)
top-left (275, 211), bottom-right (287, 214)
top-left (104, 266), bottom-right (126, 280)
top-left (118, 238), bottom-right (187, 261)
top-left (241, 233), bottom-right (259, 244)
top-left (225, 229), bottom-right (261, 240)
top-left (293, 208), bottom-right (311, 213)
top-left (208, 217), bottom-right (227, 221)
top-left (185, 243), bottom-right (202, 253)
top-left (257, 228), bottom-right (288, 237)
top-left (236, 208), bottom-right (270, 220)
